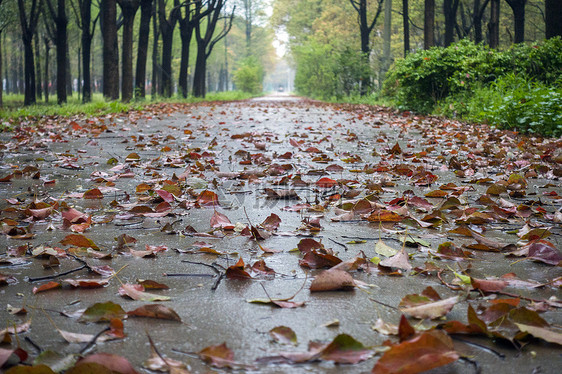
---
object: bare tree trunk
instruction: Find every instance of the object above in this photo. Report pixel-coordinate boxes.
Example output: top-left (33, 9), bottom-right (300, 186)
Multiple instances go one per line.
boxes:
top-left (102, 0), bottom-right (119, 99)
top-left (505, 0), bottom-right (526, 43)
top-left (151, 1), bottom-right (159, 96)
top-left (382, 0), bottom-right (392, 75)
top-left (443, 0), bottom-right (459, 47)
top-left (135, 0), bottom-right (152, 98)
top-left (35, 30), bottom-right (42, 100)
top-left (44, 37), bottom-right (50, 103)
top-left (424, 0), bottom-right (435, 49)
top-left (545, 0), bottom-right (562, 39)
top-left (118, 0), bottom-right (139, 102)
top-left (403, 0), bottom-right (409, 56)
top-left (158, 0), bottom-right (179, 98)
top-left (80, 0), bottom-right (94, 103)
top-left (18, 0), bottom-right (41, 105)
top-left (488, 0), bottom-right (500, 48)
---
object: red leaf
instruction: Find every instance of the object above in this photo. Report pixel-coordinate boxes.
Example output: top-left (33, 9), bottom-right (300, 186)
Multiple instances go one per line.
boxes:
top-left (197, 190), bottom-right (219, 206)
top-left (210, 210), bottom-right (234, 230)
top-left (32, 281), bottom-right (61, 294)
top-left (83, 188), bottom-right (104, 199)
top-left (72, 353), bottom-right (139, 374)
top-left (60, 234), bottom-right (99, 250)
top-left (372, 330), bottom-right (459, 374)
top-left (316, 177), bottom-right (337, 188)
top-left (225, 258), bottom-right (252, 279)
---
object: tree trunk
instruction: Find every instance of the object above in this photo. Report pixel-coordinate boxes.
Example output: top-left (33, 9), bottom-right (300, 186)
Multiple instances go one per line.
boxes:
top-left (52, 0), bottom-right (68, 104)
top-left (151, 1), bottom-right (159, 96)
top-left (81, 0), bottom-right (93, 103)
top-left (244, 0), bottom-right (252, 55)
top-left (488, 0), bottom-right (500, 48)
top-left (18, 0), bottom-right (40, 105)
top-left (424, 0), bottom-right (435, 49)
top-left (403, 0), bottom-right (410, 56)
top-left (545, 0), bottom-right (562, 39)
top-left (118, 0), bottom-right (139, 103)
top-left (443, 0), bottom-right (459, 47)
top-left (158, 0), bottom-right (179, 98)
top-left (178, 23), bottom-right (193, 98)
top-left (382, 0), bottom-right (392, 74)
top-left (473, 0), bottom-right (482, 43)
top-left (44, 38), bottom-right (50, 103)
top-left (192, 43), bottom-right (206, 98)
top-left (135, 0), bottom-right (152, 98)
top-left (35, 30), bottom-right (42, 100)
top-left (505, 0), bottom-right (526, 43)
top-left (102, 0), bottom-right (119, 100)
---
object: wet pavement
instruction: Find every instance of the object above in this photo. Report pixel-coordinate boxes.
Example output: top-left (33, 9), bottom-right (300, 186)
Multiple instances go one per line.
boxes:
top-left (0, 96), bottom-right (561, 373)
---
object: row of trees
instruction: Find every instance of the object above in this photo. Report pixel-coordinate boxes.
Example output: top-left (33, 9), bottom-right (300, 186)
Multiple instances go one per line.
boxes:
top-left (0, 0), bottom-right (276, 107)
top-left (273, 0), bottom-right (562, 98)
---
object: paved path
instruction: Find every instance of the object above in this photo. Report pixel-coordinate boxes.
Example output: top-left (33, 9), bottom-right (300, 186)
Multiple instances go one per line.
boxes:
top-left (0, 98), bottom-right (561, 373)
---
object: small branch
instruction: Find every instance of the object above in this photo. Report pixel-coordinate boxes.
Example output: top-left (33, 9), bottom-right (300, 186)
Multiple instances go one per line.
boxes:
top-left (328, 238), bottom-right (349, 251)
top-left (452, 336), bottom-right (506, 359)
top-left (24, 336), bottom-right (43, 354)
top-left (28, 264), bottom-right (87, 282)
top-left (369, 298), bottom-right (398, 310)
top-left (164, 273), bottom-right (215, 277)
top-left (80, 326), bottom-right (111, 354)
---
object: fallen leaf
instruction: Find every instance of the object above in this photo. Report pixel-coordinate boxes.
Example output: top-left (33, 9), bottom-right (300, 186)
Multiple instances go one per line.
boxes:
top-left (372, 330), bottom-right (459, 374)
top-left (127, 304), bottom-right (181, 322)
top-left (80, 301), bottom-right (126, 323)
top-left (310, 269), bottom-right (355, 292)
top-left (70, 353), bottom-right (138, 374)
top-left (270, 326), bottom-right (297, 345)
top-left (118, 284), bottom-right (171, 301)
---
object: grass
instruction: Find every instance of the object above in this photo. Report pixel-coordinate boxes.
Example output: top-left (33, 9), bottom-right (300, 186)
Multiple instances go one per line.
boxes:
top-left (0, 91), bottom-right (259, 131)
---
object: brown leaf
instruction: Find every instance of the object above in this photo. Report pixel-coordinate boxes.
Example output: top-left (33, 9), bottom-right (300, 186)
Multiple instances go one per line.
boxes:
top-left (71, 353), bottom-right (139, 374)
top-left (127, 304), bottom-right (181, 322)
top-left (210, 210), bottom-right (234, 230)
top-left (270, 326), bottom-right (297, 345)
top-left (379, 248), bottom-right (412, 271)
top-left (310, 269), bottom-right (355, 292)
top-left (32, 281), bottom-right (61, 294)
top-left (372, 330), bottom-right (459, 374)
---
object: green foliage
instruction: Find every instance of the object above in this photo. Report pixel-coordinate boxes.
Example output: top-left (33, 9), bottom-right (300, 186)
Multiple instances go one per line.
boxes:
top-left (383, 37), bottom-right (562, 136)
top-left (444, 75), bottom-right (562, 137)
top-left (292, 40), bottom-right (370, 100)
top-left (233, 57), bottom-right (265, 94)
top-left (384, 38), bottom-right (562, 114)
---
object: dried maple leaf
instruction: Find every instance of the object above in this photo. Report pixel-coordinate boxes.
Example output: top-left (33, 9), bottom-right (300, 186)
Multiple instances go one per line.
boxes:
top-left (127, 304), bottom-right (181, 322)
top-left (372, 330), bottom-right (459, 374)
top-left (310, 269), bottom-right (355, 292)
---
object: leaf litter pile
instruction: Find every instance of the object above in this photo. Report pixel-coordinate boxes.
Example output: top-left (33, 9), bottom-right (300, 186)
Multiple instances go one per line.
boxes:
top-left (0, 99), bottom-right (561, 373)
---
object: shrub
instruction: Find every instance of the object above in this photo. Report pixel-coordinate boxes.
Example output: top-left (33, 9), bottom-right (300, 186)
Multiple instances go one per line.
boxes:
top-left (383, 38), bottom-right (562, 114)
top-left (232, 57), bottom-right (264, 94)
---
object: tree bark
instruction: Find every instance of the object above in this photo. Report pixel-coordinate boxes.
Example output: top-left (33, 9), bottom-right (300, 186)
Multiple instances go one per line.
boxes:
top-left (118, 0), bottom-right (139, 102)
top-left (102, 0), bottom-right (119, 100)
top-left (382, 0), bottom-right (392, 74)
top-left (505, 0), bottom-right (526, 43)
top-left (44, 37), bottom-right (50, 103)
top-left (46, 0), bottom-right (68, 104)
top-left (545, 0), bottom-right (562, 39)
top-left (424, 0), bottom-right (435, 49)
top-left (488, 0), bottom-right (500, 48)
top-left (17, 0), bottom-right (41, 106)
top-left (347, 0), bottom-right (383, 96)
top-left (403, 0), bottom-right (409, 56)
top-left (151, 0), bottom-right (159, 96)
top-left (135, 0), bottom-right (152, 98)
top-left (79, 0), bottom-right (94, 103)
top-left (35, 30), bottom-right (42, 100)
top-left (443, 0), bottom-right (459, 47)
top-left (193, 0), bottom-right (233, 98)
top-left (158, 0), bottom-right (179, 98)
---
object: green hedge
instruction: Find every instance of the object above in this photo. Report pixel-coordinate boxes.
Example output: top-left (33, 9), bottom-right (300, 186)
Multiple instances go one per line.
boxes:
top-left (383, 38), bottom-right (562, 136)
